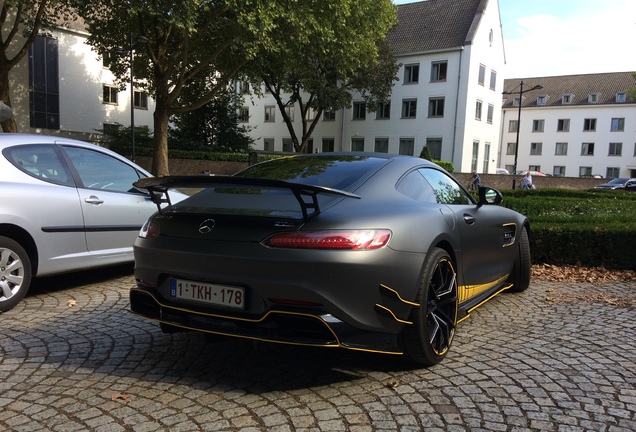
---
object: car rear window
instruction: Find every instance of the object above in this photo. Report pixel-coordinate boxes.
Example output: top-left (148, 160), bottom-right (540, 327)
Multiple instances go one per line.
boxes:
top-left (234, 155), bottom-right (388, 191)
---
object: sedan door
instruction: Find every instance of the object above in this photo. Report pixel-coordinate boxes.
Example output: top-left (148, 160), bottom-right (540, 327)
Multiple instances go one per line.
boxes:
top-left (61, 145), bottom-right (156, 257)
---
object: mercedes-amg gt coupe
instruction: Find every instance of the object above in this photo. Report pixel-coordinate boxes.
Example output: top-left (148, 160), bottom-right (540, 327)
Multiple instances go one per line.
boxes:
top-left (131, 153), bottom-right (531, 366)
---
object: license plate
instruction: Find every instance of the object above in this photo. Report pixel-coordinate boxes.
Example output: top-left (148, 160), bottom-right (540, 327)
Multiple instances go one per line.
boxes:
top-left (169, 278), bottom-right (245, 309)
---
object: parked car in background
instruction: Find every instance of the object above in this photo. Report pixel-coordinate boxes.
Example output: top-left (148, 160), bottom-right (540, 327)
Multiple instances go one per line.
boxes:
top-left (0, 134), bottom-right (168, 313)
top-left (594, 178), bottom-right (636, 189)
top-left (130, 153), bottom-right (531, 366)
top-left (496, 168), bottom-right (510, 175)
top-left (516, 170), bottom-right (549, 177)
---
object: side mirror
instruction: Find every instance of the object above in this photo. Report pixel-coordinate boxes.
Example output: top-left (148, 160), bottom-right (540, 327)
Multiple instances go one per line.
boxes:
top-left (478, 186), bottom-right (503, 206)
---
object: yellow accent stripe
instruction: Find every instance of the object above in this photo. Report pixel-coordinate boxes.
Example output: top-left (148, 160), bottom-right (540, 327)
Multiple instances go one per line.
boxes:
top-left (458, 274), bottom-right (509, 302)
top-left (375, 304), bottom-right (413, 324)
top-left (379, 284), bottom-right (420, 306)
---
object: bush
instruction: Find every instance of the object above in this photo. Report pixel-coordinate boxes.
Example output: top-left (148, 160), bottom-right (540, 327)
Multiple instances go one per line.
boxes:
top-left (501, 188), bottom-right (636, 270)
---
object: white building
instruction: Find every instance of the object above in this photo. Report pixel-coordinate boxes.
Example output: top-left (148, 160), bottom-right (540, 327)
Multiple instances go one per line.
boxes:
top-left (243, 0), bottom-right (507, 173)
top-left (500, 73), bottom-right (636, 178)
top-left (6, 19), bottom-right (154, 142)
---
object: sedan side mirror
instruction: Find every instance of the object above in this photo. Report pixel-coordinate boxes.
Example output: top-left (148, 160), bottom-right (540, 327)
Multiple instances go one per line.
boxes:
top-left (478, 186), bottom-right (503, 206)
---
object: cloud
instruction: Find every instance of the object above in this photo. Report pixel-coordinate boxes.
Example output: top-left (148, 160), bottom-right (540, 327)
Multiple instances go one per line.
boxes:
top-left (504, 3), bottom-right (636, 77)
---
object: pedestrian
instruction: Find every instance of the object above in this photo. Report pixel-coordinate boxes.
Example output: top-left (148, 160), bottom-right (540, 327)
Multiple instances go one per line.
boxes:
top-left (468, 171), bottom-right (480, 190)
top-left (521, 172), bottom-right (533, 189)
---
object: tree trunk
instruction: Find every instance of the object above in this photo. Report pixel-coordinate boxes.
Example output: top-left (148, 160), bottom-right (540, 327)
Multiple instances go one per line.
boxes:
top-left (0, 65), bottom-right (17, 133)
top-left (151, 104), bottom-right (170, 176)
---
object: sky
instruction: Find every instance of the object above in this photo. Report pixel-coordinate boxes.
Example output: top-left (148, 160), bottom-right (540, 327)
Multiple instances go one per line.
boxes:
top-left (393, 0), bottom-right (636, 78)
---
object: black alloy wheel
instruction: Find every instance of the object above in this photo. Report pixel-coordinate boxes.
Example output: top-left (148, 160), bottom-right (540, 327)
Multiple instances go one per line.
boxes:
top-left (400, 247), bottom-right (458, 366)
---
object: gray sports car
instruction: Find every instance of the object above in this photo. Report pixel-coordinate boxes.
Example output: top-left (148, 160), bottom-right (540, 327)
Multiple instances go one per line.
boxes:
top-left (131, 153), bottom-right (531, 365)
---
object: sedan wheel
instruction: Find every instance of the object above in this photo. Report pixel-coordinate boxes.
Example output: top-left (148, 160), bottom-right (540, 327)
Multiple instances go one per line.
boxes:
top-left (400, 247), bottom-right (458, 366)
top-left (0, 236), bottom-right (32, 313)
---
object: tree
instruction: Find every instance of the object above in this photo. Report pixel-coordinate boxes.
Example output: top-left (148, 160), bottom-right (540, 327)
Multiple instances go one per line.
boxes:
top-left (0, 0), bottom-right (74, 132)
top-left (243, 0), bottom-right (400, 154)
top-left (170, 86), bottom-right (253, 153)
top-left (77, 0), bottom-right (284, 176)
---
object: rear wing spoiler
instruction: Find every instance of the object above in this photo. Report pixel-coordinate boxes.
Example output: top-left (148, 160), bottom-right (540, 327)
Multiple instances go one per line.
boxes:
top-left (134, 175), bottom-right (360, 221)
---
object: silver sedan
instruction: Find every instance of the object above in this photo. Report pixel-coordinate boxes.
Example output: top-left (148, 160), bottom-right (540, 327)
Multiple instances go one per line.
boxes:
top-left (0, 133), bottom-right (160, 312)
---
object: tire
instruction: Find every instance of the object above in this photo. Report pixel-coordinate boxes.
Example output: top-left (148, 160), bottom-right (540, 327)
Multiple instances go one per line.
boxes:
top-left (506, 226), bottom-right (531, 293)
top-left (400, 248), bottom-right (458, 366)
top-left (0, 236), bottom-right (33, 313)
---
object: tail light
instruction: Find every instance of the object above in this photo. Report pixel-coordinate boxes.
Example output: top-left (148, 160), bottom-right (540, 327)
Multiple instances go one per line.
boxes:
top-left (263, 230), bottom-right (391, 250)
top-left (139, 220), bottom-right (160, 238)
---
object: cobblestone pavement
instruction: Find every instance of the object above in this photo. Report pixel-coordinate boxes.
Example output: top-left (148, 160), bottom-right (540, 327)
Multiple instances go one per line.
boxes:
top-left (1, 265), bottom-right (635, 432)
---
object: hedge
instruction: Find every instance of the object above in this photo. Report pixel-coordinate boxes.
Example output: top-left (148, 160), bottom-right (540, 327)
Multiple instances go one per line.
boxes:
top-left (501, 188), bottom-right (636, 270)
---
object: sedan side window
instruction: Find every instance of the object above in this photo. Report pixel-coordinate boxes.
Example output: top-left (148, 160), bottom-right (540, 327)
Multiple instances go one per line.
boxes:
top-left (3, 144), bottom-right (74, 186)
top-left (62, 146), bottom-right (143, 193)
top-left (418, 168), bottom-right (473, 205)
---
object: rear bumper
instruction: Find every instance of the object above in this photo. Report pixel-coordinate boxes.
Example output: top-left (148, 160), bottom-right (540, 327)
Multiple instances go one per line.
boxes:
top-left (130, 287), bottom-right (404, 355)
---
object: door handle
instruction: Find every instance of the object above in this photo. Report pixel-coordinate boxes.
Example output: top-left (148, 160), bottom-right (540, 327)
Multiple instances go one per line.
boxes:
top-left (85, 195), bottom-right (104, 205)
top-left (463, 214), bottom-right (476, 225)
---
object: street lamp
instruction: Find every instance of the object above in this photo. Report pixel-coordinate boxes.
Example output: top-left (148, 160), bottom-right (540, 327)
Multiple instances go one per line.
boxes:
top-left (502, 81), bottom-right (543, 189)
top-left (116, 33), bottom-right (148, 161)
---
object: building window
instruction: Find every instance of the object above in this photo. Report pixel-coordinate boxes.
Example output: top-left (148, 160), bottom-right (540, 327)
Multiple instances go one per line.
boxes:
top-left (282, 138), bottom-right (294, 152)
top-left (404, 64), bottom-right (419, 84)
top-left (532, 119), bottom-right (544, 132)
top-left (537, 95), bottom-right (547, 105)
top-left (579, 166), bottom-right (592, 177)
top-left (588, 93), bottom-right (599, 103)
top-left (512, 96), bottom-right (520, 107)
top-left (475, 100), bottom-right (482, 120)
top-left (133, 90), bottom-right (148, 109)
top-left (553, 166), bottom-right (566, 177)
top-left (557, 119), bottom-right (570, 132)
top-left (264, 105), bottom-right (275, 122)
top-left (103, 123), bottom-right (119, 135)
top-left (609, 142), bottom-right (622, 156)
top-left (487, 104), bottom-right (494, 124)
top-left (376, 101), bottom-right (390, 119)
top-left (471, 141), bottom-right (479, 172)
top-left (529, 165), bottom-right (541, 172)
top-left (483, 142), bottom-right (490, 173)
top-left (374, 138), bottom-right (389, 153)
top-left (489, 70), bottom-right (497, 90)
top-left (530, 142), bottom-right (542, 155)
top-left (263, 138), bottom-right (275, 151)
top-left (322, 138), bottom-right (334, 152)
top-left (555, 142), bottom-right (568, 155)
top-left (430, 61), bottom-right (447, 82)
top-left (428, 97), bottom-right (445, 118)
top-left (305, 108), bottom-right (316, 121)
top-left (610, 118), bottom-right (625, 131)
top-left (606, 167), bottom-right (620, 178)
top-left (323, 110), bottom-right (336, 121)
top-left (102, 85), bottom-right (118, 105)
top-left (616, 92), bottom-right (626, 103)
top-left (399, 138), bottom-right (414, 156)
top-left (581, 142), bottom-right (595, 155)
top-left (238, 106), bottom-right (249, 122)
top-left (478, 64), bottom-right (486, 86)
top-left (562, 94), bottom-right (573, 104)
top-left (352, 102), bottom-right (366, 120)
top-left (351, 137), bottom-right (365, 152)
top-left (506, 142), bottom-right (515, 155)
top-left (426, 138), bottom-right (442, 160)
top-left (29, 35), bottom-right (60, 130)
top-left (401, 99), bottom-right (417, 118)
top-left (508, 120), bottom-right (518, 133)
top-left (284, 105), bottom-right (295, 121)
top-left (583, 118), bottom-right (596, 131)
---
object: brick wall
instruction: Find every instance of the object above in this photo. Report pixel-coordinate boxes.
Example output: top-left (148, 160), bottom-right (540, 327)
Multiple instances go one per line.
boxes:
top-left (137, 157), bottom-right (607, 191)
